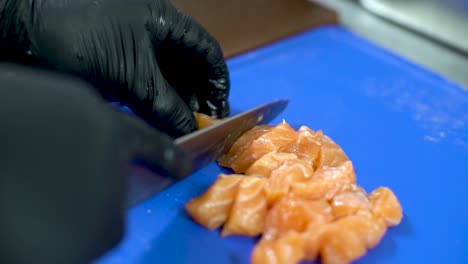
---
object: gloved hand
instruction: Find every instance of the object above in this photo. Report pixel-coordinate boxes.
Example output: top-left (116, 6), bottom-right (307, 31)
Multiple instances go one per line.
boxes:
top-left (0, 0), bottom-right (230, 137)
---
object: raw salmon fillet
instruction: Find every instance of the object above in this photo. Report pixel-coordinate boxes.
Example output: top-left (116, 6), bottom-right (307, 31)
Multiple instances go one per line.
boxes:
top-left (316, 135), bottom-right (350, 168)
top-left (279, 126), bottom-right (323, 167)
top-left (330, 188), bottom-right (370, 218)
top-left (335, 210), bottom-right (387, 249)
top-left (245, 152), bottom-right (298, 177)
top-left (369, 187), bottom-right (403, 226)
top-left (222, 176), bottom-right (268, 237)
top-left (194, 112), bottom-right (220, 129)
top-left (251, 232), bottom-right (305, 264)
top-left (318, 223), bottom-right (367, 264)
top-left (221, 122), bottom-right (299, 173)
top-left (264, 160), bottom-right (314, 206)
top-left (303, 222), bottom-right (325, 261)
top-left (302, 222), bottom-right (366, 263)
top-left (264, 195), bottom-right (333, 241)
top-left (291, 161), bottom-right (356, 200)
top-left (184, 121), bottom-right (404, 264)
top-left (218, 125), bottom-right (273, 168)
top-left (185, 175), bottom-right (243, 229)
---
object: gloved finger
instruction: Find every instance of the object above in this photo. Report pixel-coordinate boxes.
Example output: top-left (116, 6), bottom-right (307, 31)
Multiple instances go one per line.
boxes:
top-left (123, 43), bottom-right (198, 138)
top-left (151, 8), bottom-right (231, 118)
top-left (32, 11), bottom-right (197, 138)
top-left (115, 109), bottom-right (192, 180)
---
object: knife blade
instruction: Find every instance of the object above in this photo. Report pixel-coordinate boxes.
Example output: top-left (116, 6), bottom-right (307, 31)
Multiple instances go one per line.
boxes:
top-left (175, 99), bottom-right (290, 175)
top-left (125, 99), bottom-right (289, 207)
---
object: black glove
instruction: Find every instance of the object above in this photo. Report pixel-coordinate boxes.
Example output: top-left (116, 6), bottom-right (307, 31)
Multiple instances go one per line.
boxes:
top-left (0, 63), bottom-right (193, 264)
top-left (0, 0), bottom-right (230, 138)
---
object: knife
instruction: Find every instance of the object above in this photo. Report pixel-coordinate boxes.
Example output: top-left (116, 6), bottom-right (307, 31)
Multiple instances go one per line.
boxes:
top-left (125, 99), bottom-right (289, 207)
top-left (175, 99), bottom-right (290, 175)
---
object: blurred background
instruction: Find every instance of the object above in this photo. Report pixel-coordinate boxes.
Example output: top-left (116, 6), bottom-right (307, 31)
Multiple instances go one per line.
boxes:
top-left (172, 0), bottom-right (468, 88)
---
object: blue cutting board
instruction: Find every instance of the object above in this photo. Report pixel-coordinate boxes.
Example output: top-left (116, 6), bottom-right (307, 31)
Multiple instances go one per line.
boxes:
top-left (95, 26), bottom-right (468, 264)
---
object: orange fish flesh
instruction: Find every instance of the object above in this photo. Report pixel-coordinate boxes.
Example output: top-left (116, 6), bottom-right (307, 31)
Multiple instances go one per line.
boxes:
top-left (291, 161), bottom-right (356, 200)
top-left (218, 125), bottom-right (273, 169)
top-left (184, 121), bottom-right (403, 264)
top-left (316, 134), bottom-right (350, 168)
top-left (263, 194), bottom-right (333, 241)
top-left (245, 152), bottom-right (298, 177)
top-left (369, 187), bottom-right (403, 227)
top-left (222, 176), bottom-right (268, 237)
top-left (185, 175), bottom-right (244, 230)
top-left (335, 210), bottom-right (387, 249)
top-left (251, 232), bottom-right (306, 264)
top-left (264, 159), bottom-right (314, 206)
top-left (222, 123), bottom-right (299, 173)
top-left (330, 188), bottom-right (370, 218)
top-left (279, 126), bottom-right (323, 167)
top-left (194, 112), bottom-right (220, 129)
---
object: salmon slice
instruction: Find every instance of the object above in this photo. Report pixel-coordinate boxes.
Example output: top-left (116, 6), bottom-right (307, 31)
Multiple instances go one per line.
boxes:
top-left (222, 176), bottom-right (268, 237)
top-left (302, 222), bottom-right (324, 261)
top-left (194, 112), bottom-right (220, 129)
top-left (264, 195), bottom-right (333, 241)
top-left (251, 232), bottom-right (306, 264)
top-left (331, 189), bottom-right (370, 218)
top-left (291, 161), bottom-right (356, 200)
top-left (333, 183), bottom-right (368, 196)
top-left (318, 223), bottom-right (367, 264)
top-left (368, 187), bottom-right (403, 226)
top-left (185, 121), bottom-right (404, 264)
top-left (218, 125), bottom-right (273, 168)
top-left (265, 159), bottom-right (314, 206)
top-left (316, 135), bottom-right (349, 168)
top-left (245, 152), bottom-right (298, 177)
top-left (227, 123), bottom-right (299, 173)
top-left (335, 210), bottom-right (387, 249)
top-left (185, 175), bottom-right (244, 230)
top-left (279, 126), bottom-right (323, 166)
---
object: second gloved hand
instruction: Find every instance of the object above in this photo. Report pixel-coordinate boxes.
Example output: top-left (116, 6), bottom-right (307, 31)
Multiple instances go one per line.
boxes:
top-left (1, 0), bottom-right (230, 137)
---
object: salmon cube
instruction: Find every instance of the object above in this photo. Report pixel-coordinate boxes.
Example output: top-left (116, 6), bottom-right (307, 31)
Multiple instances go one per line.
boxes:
top-left (369, 187), bottom-right (403, 226)
top-left (222, 177), bottom-right (268, 236)
top-left (185, 175), bottom-right (244, 229)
